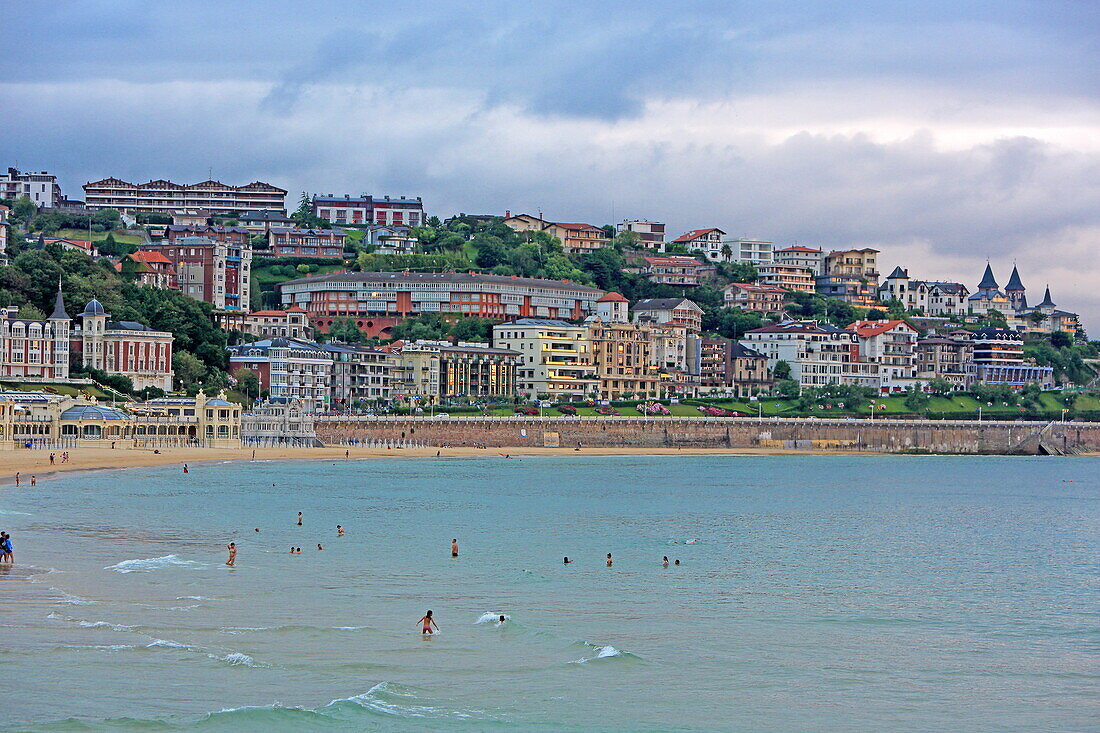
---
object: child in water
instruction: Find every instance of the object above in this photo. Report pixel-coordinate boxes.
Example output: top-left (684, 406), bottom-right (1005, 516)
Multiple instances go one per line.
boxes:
top-left (417, 610), bottom-right (439, 635)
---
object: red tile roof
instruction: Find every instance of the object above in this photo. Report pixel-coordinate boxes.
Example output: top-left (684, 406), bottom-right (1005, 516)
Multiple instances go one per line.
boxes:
top-left (672, 228), bottom-right (725, 243)
top-left (848, 319), bottom-right (917, 337)
top-left (130, 250), bottom-right (173, 264)
top-left (597, 292), bottom-right (628, 303)
top-left (775, 245), bottom-right (822, 253)
top-left (644, 256), bottom-right (703, 267)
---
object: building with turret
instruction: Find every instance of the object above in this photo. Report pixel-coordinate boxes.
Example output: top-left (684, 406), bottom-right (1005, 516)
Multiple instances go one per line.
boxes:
top-left (71, 299), bottom-right (174, 391)
top-left (967, 264), bottom-right (1012, 317)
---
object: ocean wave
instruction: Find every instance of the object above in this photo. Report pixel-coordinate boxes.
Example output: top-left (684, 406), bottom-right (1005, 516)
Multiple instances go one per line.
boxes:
top-left (57, 591), bottom-right (95, 605)
top-left (104, 554), bottom-right (205, 573)
top-left (220, 623), bottom-right (375, 635)
top-left (0, 509), bottom-right (32, 515)
top-left (216, 651), bottom-right (263, 667)
top-left (145, 638), bottom-right (191, 649)
top-left (474, 611), bottom-right (511, 625)
top-left (569, 642), bottom-right (640, 665)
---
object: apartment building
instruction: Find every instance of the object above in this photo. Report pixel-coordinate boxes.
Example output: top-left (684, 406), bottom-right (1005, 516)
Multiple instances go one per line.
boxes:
top-left (774, 245), bottom-right (824, 275)
top-left (164, 225), bottom-right (250, 246)
top-left (671, 228), bottom-right (726, 260)
top-left (617, 220), bottom-right (666, 249)
top-left (1, 168), bottom-right (63, 208)
top-left (227, 337), bottom-right (333, 412)
top-left (216, 308), bottom-right (312, 340)
top-left (722, 282), bottom-right (789, 315)
top-left (116, 251), bottom-right (178, 290)
top-left (724, 238), bottom-right (774, 267)
top-left (741, 321), bottom-right (878, 388)
top-left (631, 298), bottom-right (703, 334)
top-left (323, 342), bottom-right (395, 406)
top-left (84, 178), bottom-right (287, 216)
top-left (698, 338), bottom-right (772, 397)
top-left (965, 328), bottom-right (1054, 388)
top-left (268, 228), bottom-right (346, 258)
top-left (757, 263), bottom-right (816, 293)
top-left (492, 319), bottom-right (598, 399)
top-left (915, 336), bottom-right (975, 388)
top-left (848, 319), bottom-right (919, 393)
top-left (503, 214), bottom-right (610, 254)
top-left (434, 342), bottom-right (520, 399)
top-left (587, 320), bottom-right (660, 399)
top-left (365, 225), bottom-right (417, 254)
top-left (0, 289), bottom-right (71, 380)
top-left (312, 194), bottom-right (425, 227)
top-left (280, 271), bottom-right (602, 338)
top-left (816, 249), bottom-right (880, 306)
top-left (641, 256), bottom-right (704, 287)
top-left (391, 343), bottom-right (442, 403)
top-left (879, 267), bottom-right (970, 316)
top-left (140, 236), bottom-right (252, 310)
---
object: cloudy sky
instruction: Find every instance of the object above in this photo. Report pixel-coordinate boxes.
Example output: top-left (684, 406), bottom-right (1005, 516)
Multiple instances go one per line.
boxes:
top-left (3, 1), bottom-right (1098, 329)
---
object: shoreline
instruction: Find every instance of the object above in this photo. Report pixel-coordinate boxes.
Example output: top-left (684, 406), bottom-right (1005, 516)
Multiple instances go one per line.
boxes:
top-left (0, 444), bottom-right (1096, 483)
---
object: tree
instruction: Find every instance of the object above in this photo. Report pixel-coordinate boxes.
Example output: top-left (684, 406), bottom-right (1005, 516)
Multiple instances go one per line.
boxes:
top-left (705, 307), bottom-right (763, 340)
top-left (720, 243), bottom-right (732, 262)
top-left (1050, 330), bottom-right (1072, 348)
top-left (865, 308), bottom-right (887, 321)
top-left (231, 367), bottom-right (260, 398)
top-left (773, 360), bottom-right (792, 381)
top-left (926, 377), bottom-right (953, 397)
top-left (903, 387), bottom-right (931, 412)
top-left (173, 350), bottom-right (207, 390)
top-left (92, 208), bottom-right (121, 230)
top-left (980, 309), bottom-right (1008, 329)
top-left (450, 316), bottom-right (494, 342)
top-left (329, 317), bottom-right (364, 343)
top-left (775, 379), bottom-right (800, 398)
top-left (12, 196), bottom-right (36, 222)
top-left (719, 262), bottom-right (758, 283)
top-left (15, 304), bottom-right (47, 320)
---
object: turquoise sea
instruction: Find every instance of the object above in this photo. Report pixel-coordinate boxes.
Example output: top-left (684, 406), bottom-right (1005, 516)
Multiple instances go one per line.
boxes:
top-left (1, 455), bottom-right (1097, 732)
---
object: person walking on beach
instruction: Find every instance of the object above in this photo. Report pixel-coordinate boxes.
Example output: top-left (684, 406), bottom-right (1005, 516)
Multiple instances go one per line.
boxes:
top-left (417, 610), bottom-right (439, 635)
top-left (225, 542), bottom-right (236, 566)
top-left (451, 539), bottom-right (459, 558)
top-left (606, 553), bottom-right (613, 567)
top-left (49, 453), bottom-right (55, 465)
top-left (297, 512), bottom-right (303, 526)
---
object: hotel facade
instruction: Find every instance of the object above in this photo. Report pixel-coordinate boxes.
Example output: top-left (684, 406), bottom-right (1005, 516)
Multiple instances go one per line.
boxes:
top-left (83, 178), bottom-right (287, 216)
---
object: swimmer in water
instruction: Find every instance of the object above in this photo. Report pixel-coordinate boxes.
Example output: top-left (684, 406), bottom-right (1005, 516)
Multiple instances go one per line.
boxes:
top-left (297, 512), bottom-right (303, 526)
top-left (417, 610), bottom-right (438, 635)
top-left (498, 615), bottom-right (506, 625)
top-left (225, 542), bottom-right (236, 566)
top-left (563, 556), bottom-right (571, 564)
top-left (663, 556), bottom-right (669, 567)
top-left (451, 538), bottom-right (459, 558)
top-left (674, 559), bottom-right (680, 566)
top-left (337, 525), bottom-right (344, 536)
top-left (606, 553), bottom-right (613, 567)
top-left (254, 528), bottom-right (260, 533)
top-left (290, 547), bottom-right (296, 554)
top-left (317, 544), bottom-right (323, 551)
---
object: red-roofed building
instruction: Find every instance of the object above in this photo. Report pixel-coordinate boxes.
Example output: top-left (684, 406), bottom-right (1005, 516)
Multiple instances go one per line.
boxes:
top-left (117, 251), bottom-right (178, 289)
top-left (641, 256), bottom-right (704, 287)
top-left (41, 237), bottom-right (98, 257)
top-left (216, 308), bottom-right (313, 340)
top-left (595, 292), bottom-right (629, 323)
top-left (671, 228), bottom-right (725, 259)
top-left (503, 214), bottom-right (610, 254)
top-left (722, 282), bottom-right (789, 315)
top-left (848, 319), bottom-right (919, 392)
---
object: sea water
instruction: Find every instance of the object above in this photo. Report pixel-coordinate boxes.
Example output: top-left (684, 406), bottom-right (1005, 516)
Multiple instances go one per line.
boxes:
top-left (1, 455), bottom-right (1097, 732)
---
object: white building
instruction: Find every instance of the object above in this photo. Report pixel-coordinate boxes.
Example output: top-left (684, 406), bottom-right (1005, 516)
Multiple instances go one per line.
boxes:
top-left (1, 167), bottom-right (63, 208)
top-left (492, 319), bottom-right (598, 399)
top-left (723, 238), bottom-right (773, 267)
top-left (227, 337), bottom-right (333, 412)
top-left (773, 245), bottom-right (824, 275)
top-left (879, 267), bottom-right (970, 318)
top-left (670, 228), bottom-right (726, 260)
top-left (741, 320), bottom-right (878, 389)
top-left (617, 219), bottom-right (666, 249)
top-left (848, 319), bottom-right (919, 393)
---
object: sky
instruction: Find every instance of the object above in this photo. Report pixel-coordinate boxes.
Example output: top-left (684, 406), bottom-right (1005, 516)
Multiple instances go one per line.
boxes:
top-left (2, 1), bottom-right (1098, 330)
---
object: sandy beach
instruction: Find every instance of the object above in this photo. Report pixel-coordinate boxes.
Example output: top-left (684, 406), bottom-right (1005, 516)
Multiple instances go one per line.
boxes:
top-left (0, 444), bottom-right (891, 482)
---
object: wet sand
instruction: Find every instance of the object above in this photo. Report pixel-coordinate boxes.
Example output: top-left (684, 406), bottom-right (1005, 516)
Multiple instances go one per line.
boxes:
top-left (0, 444), bottom-right (897, 482)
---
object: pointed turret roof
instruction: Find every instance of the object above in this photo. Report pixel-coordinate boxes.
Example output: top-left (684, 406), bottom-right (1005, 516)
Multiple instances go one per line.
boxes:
top-left (49, 279), bottom-right (68, 320)
top-left (886, 266), bottom-right (907, 279)
top-left (977, 263), bottom-right (998, 290)
top-left (1037, 286), bottom-right (1055, 307)
top-left (1005, 264), bottom-right (1025, 291)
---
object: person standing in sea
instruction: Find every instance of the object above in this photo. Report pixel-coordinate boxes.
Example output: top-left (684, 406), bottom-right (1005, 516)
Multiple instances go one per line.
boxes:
top-left (606, 553), bottom-right (613, 567)
top-left (225, 542), bottom-right (236, 567)
top-left (297, 512), bottom-right (303, 526)
top-left (417, 610), bottom-right (439, 635)
top-left (451, 538), bottom-right (459, 558)
top-left (0, 532), bottom-right (12, 563)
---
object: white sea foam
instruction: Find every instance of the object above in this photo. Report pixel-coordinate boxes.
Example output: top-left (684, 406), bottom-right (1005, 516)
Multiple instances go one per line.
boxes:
top-left (570, 645), bottom-right (624, 663)
top-left (217, 651), bottom-right (261, 667)
top-left (78, 620), bottom-right (137, 632)
top-left (58, 591), bottom-right (95, 605)
top-left (105, 554), bottom-right (204, 573)
top-left (177, 595), bottom-right (211, 601)
top-left (145, 638), bottom-right (189, 649)
top-left (474, 612), bottom-right (510, 625)
top-left (0, 509), bottom-right (32, 516)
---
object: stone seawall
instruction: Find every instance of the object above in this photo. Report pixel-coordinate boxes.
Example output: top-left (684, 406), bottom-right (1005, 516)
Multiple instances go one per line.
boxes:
top-left (314, 417), bottom-right (1100, 455)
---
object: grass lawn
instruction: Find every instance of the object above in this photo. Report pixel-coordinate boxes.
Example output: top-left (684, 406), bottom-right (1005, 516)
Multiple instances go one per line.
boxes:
top-left (56, 228), bottom-right (144, 245)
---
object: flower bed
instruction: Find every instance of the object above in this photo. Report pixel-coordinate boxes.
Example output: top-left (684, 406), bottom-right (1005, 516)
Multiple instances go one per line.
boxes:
top-left (697, 405), bottom-right (742, 417)
top-left (637, 402), bottom-right (671, 416)
top-left (555, 404), bottom-right (578, 415)
top-left (514, 406), bottom-right (539, 416)
top-left (595, 405), bottom-right (620, 416)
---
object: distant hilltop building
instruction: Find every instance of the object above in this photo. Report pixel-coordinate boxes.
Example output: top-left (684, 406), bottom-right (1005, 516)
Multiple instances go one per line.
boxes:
top-left (503, 213), bottom-right (610, 254)
top-left (0, 167), bottom-right (64, 208)
top-left (617, 219), bottom-right (666, 249)
top-left (311, 194), bottom-right (424, 227)
top-left (83, 177), bottom-right (287, 216)
top-left (671, 228), bottom-right (726, 260)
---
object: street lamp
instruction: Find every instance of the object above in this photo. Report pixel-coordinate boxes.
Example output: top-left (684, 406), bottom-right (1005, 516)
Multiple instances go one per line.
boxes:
top-left (1061, 408), bottom-right (1068, 423)
top-left (978, 406), bottom-right (982, 423)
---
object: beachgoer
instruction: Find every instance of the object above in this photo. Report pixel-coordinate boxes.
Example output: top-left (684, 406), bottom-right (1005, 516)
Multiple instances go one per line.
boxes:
top-left (337, 525), bottom-right (344, 536)
top-left (345, 449), bottom-right (349, 458)
top-left (417, 610), bottom-right (439, 635)
top-left (183, 464), bottom-right (188, 474)
top-left (226, 542), bottom-right (236, 567)
top-left (674, 559), bottom-right (680, 566)
top-left (317, 544), bottom-right (323, 551)
top-left (662, 556), bottom-right (669, 568)
top-left (1, 532), bottom-right (12, 563)
top-left (30, 475), bottom-right (36, 486)
top-left (451, 539), bottom-right (459, 558)
top-left (49, 453), bottom-right (55, 465)
top-left (251, 450), bottom-right (256, 459)
top-left (498, 615), bottom-right (506, 625)
top-left (436, 450), bottom-right (440, 457)
top-left (606, 553), bottom-right (613, 567)
top-left (290, 547), bottom-right (296, 554)
top-left (563, 557), bottom-right (571, 564)
top-left (254, 528), bottom-right (260, 533)
top-left (295, 547), bottom-right (302, 554)
top-left (15, 472), bottom-right (19, 486)
top-left (297, 512), bottom-right (303, 526)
